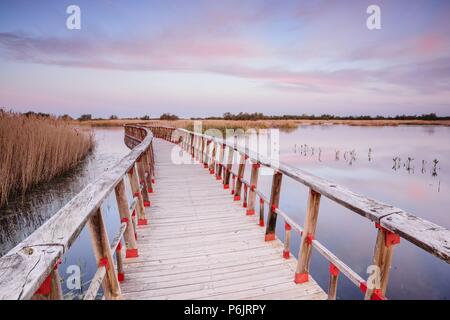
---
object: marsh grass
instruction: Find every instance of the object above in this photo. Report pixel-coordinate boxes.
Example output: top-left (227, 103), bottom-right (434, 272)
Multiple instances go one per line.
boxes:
top-left (0, 110), bottom-right (94, 208)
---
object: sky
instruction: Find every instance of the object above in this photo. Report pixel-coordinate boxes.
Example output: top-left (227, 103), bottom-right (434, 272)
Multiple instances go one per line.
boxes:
top-left (0, 0), bottom-right (449, 118)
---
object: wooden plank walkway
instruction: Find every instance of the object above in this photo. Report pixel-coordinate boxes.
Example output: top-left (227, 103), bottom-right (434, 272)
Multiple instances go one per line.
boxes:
top-left (121, 139), bottom-right (326, 300)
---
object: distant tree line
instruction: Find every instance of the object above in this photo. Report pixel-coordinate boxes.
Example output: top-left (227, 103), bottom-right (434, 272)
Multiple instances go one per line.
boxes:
top-left (191, 112), bottom-right (450, 121)
top-left (9, 110), bottom-right (450, 122)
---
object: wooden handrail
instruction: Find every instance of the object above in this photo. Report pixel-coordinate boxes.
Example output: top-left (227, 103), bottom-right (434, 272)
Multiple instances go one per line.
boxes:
top-left (147, 125), bottom-right (450, 300)
top-left (0, 125), bottom-right (154, 300)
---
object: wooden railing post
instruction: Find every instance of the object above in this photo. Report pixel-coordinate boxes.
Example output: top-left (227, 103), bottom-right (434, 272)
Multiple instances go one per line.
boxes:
top-left (143, 149), bottom-right (153, 193)
top-left (114, 179), bottom-right (138, 258)
top-left (283, 222), bottom-right (292, 259)
top-left (87, 208), bottom-right (121, 300)
top-left (295, 189), bottom-right (321, 284)
top-left (364, 224), bottom-right (400, 300)
top-left (209, 141), bottom-right (216, 175)
top-left (234, 153), bottom-right (246, 201)
top-left (128, 165), bottom-right (147, 226)
top-left (204, 139), bottom-right (211, 169)
top-left (149, 143), bottom-right (155, 181)
top-left (265, 171), bottom-right (282, 241)
top-left (195, 135), bottom-right (201, 161)
top-left (137, 157), bottom-right (151, 208)
top-left (328, 263), bottom-right (340, 300)
top-left (246, 163), bottom-right (260, 215)
top-left (259, 197), bottom-right (265, 227)
top-left (190, 133), bottom-right (195, 158)
top-left (223, 146), bottom-right (234, 189)
top-left (200, 136), bottom-right (206, 164)
top-left (32, 267), bottom-right (63, 300)
top-left (216, 143), bottom-right (225, 180)
top-left (116, 241), bottom-right (124, 282)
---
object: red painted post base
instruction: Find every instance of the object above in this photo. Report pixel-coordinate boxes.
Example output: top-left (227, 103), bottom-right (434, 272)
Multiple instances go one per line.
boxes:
top-left (216, 175), bottom-right (222, 180)
top-left (259, 219), bottom-right (265, 227)
top-left (203, 163), bottom-right (208, 168)
top-left (148, 188), bottom-right (153, 193)
top-left (35, 274), bottom-right (52, 295)
top-left (152, 179), bottom-right (155, 184)
top-left (233, 195), bottom-right (241, 201)
top-left (283, 250), bottom-right (290, 259)
top-left (223, 184), bottom-right (229, 189)
top-left (246, 209), bottom-right (255, 216)
top-left (143, 200), bottom-right (151, 207)
top-left (118, 272), bottom-right (125, 282)
top-left (359, 282), bottom-right (386, 300)
top-left (209, 169), bottom-right (215, 174)
top-left (265, 233), bottom-right (275, 241)
top-left (294, 272), bottom-right (309, 284)
top-left (138, 218), bottom-right (148, 226)
top-left (126, 248), bottom-right (139, 258)
top-left (243, 202), bottom-right (247, 208)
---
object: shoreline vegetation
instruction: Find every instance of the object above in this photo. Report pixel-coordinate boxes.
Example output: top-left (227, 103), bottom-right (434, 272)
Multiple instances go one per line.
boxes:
top-left (74, 113), bottom-right (450, 131)
top-left (0, 110), bottom-right (94, 208)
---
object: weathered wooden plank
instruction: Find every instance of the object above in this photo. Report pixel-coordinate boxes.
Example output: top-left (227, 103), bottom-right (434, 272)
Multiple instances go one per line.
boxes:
top-left (380, 212), bottom-right (450, 263)
top-left (0, 127), bottom-right (153, 300)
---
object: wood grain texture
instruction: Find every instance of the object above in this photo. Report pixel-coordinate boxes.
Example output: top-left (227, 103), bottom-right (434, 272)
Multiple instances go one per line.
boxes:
top-left (121, 139), bottom-right (326, 300)
top-left (174, 128), bottom-right (450, 263)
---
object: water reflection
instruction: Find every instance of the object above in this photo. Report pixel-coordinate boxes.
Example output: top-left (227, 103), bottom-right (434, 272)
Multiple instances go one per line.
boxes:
top-left (277, 125), bottom-right (450, 299)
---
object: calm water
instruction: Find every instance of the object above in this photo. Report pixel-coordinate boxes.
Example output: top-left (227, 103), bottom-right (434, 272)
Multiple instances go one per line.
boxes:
top-left (0, 125), bottom-right (449, 299)
top-left (254, 125), bottom-right (450, 300)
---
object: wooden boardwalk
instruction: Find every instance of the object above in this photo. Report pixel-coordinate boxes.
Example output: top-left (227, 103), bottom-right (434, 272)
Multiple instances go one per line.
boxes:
top-left (1, 125), bottom-right (447, 300)
top-left (121, 139), bottom-right (326, 300)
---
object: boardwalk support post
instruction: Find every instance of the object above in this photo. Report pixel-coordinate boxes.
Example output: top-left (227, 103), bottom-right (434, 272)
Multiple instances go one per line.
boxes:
top-left (247, 163), bottom-right (260, 215)
top-left (87, 208), bottom-right (122, 300)
top-left (234, 153), bottom-right (246, 201)
top-left (364, 223), bottom-right (400, 300)
top-left (295, 189), bottom-right (321, 283)
top-left (127, 165), bottom-right (147, 226)
top-left (115, 179), bottom-right (138, 258)
top-left (265, 171), bottom-right (282, 241)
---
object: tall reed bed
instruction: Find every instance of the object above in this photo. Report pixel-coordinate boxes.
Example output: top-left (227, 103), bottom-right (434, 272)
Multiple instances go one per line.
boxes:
top-left (0, 110), bottom-right (94, 207)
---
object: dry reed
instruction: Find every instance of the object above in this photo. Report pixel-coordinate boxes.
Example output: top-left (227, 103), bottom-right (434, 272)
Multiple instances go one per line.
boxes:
top-left (0, 110), bottom-right (94, 207)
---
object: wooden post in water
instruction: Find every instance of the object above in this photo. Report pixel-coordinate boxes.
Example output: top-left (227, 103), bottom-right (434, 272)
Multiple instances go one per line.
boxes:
top-left (265, 171), bottom-right (282, 241)
top-left (234, 153), bottom-right (246, 201)
top-left (246, 163), bottom-right (260, 215)
top-left (127, 165), bottom-right (147, 226)
top-left (114, 179), bottom-right (138, 258)
top-left (87, 208), bottom-right (121, 300)
top-left (295, 189), bottom-right (321, 284)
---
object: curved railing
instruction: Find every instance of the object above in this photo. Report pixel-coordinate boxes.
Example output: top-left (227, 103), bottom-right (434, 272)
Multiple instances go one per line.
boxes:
top-left (147, 125), bottom-right (450, 300)
top-left (0, 125), bottom-right (155, 300)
